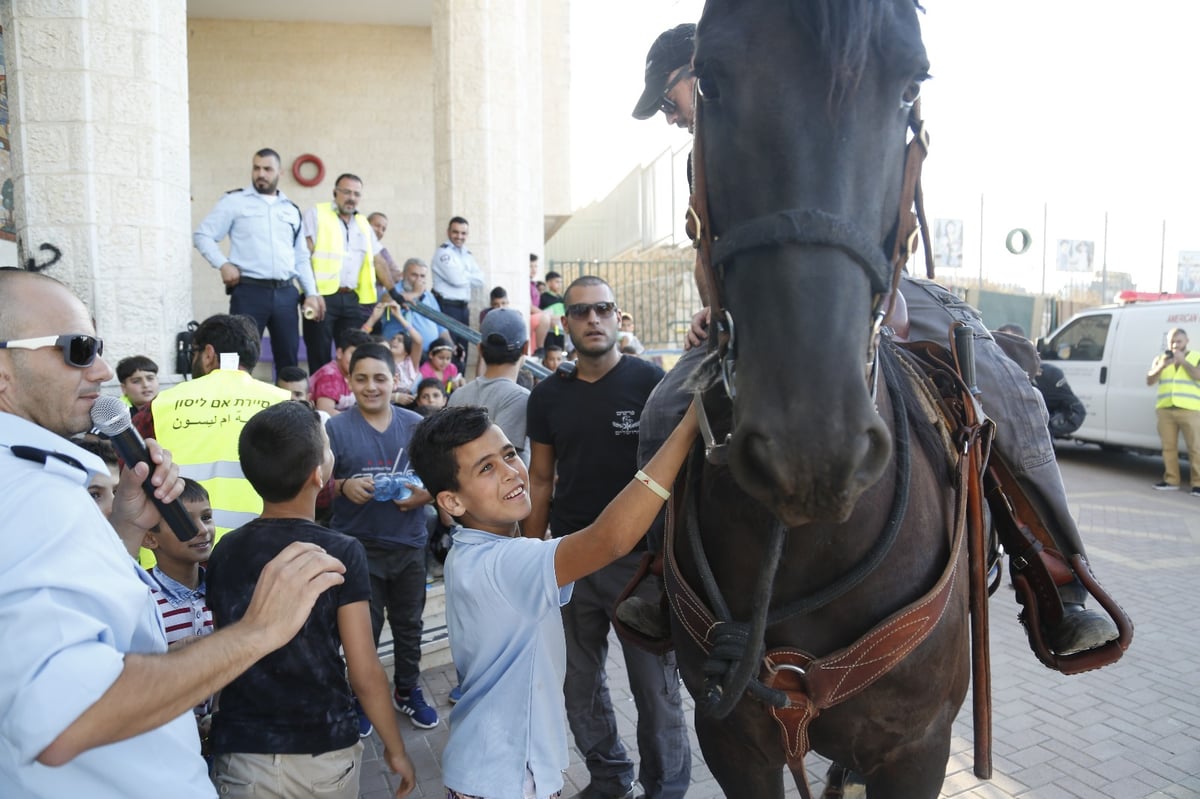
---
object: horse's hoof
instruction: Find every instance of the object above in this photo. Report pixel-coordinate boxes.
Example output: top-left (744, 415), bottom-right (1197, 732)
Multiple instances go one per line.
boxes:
top-left (823, 763), bottom-right (867, 799)
top-left (1048, 603), bottom-right (1119, 656)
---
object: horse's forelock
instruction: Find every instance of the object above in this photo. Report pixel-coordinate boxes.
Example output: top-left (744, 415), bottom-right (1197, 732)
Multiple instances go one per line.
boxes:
top-left (797, 0), bottom-right (910, 107)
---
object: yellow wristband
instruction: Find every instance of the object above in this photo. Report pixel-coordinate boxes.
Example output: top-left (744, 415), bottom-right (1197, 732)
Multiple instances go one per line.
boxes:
top-left (634, 469), bottom-right (671, 501)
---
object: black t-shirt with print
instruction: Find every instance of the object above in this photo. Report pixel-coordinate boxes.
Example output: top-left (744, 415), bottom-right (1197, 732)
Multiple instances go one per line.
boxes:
top-left (206, 518), bottom-right (371, 755)
top-left (526, 355), bottom-right (664, 538)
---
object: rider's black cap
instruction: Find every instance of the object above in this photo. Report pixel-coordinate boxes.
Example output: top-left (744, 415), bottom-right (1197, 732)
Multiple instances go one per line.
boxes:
top-left (632, 23), bottom-right (696, 120)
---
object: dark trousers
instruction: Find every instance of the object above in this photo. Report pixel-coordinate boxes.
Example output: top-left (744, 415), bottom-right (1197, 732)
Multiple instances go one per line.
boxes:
top-left (562, 552), bottom-right (691, 799)
top-left (229, 282), bottom-right (301, 372)
top-left (303, 292), bottom-right (367, 373)
top-left (362, 543), bottom-right (427, 693)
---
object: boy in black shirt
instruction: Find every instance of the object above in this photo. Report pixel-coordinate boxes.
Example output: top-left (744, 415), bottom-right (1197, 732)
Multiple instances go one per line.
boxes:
top-left (206, 402), bottom-right (415, 797)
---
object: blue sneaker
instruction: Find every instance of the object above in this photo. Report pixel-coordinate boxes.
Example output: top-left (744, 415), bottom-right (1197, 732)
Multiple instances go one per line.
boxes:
top-left (393, 684), bottom-right (439, 729)
top-left (448, 684), bottom-right (463, 705)
top-left (353, 698), bottom-right (373, 738)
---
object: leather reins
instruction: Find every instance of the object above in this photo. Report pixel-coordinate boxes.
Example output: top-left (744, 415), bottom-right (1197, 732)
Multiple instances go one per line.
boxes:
top-left (689, 95), bottom-right (933, 462)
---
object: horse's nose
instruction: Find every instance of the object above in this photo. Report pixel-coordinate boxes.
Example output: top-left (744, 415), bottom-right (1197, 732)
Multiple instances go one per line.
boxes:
top-left (730, 406), bottom-right (892, 523)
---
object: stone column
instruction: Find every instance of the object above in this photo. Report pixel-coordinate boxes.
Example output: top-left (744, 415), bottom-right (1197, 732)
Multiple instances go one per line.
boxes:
top-left (2, 0), bottom-right (192, 379)
top-left (432, 0), bottom-right (545, 319)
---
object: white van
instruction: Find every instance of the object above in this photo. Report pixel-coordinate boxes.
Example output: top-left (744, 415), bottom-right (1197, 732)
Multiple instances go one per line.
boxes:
top-left (1037, 296), bottom-right (1200, 452)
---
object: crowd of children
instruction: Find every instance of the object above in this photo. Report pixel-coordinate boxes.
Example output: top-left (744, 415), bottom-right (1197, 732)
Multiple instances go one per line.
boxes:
top-left (72, 273), bottom-right (668, 799)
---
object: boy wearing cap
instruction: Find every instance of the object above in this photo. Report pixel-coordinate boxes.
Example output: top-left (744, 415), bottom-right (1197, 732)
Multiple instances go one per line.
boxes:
top-left (449, 308), bottom-right (532, 465)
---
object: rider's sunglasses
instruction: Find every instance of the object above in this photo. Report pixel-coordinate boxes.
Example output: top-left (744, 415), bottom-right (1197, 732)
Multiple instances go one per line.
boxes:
top-left (658, 68), bottom-right (694, 115)
top-left (565, 302), bottom-right (618, 320)
top-left (0, 334), bottom-right (105, 367)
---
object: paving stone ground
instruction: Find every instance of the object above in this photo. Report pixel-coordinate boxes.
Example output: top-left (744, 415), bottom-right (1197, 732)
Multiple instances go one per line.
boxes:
top-left (358, 443), bottom-right (1200, 798)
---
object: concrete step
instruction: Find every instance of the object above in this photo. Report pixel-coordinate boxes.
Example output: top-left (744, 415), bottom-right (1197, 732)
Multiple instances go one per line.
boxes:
top-left (376, 579), bottom-right (453, 672)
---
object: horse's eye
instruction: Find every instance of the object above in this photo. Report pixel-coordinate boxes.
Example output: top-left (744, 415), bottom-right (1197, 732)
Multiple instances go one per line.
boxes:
top-left (900, 80), bottom-right (921, 110)
top-left (695, 64), bottom-right (720, 100)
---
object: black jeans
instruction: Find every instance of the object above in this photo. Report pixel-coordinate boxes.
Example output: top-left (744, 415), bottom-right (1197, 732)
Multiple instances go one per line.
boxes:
top-left (362, 543), bottom-right (427, 693)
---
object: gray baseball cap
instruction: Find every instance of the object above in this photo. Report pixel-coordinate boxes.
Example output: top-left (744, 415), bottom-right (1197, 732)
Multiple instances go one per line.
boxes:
top-left (480, 308), bottom-right (528, 350)
top-left (632, 23), bottom-right (696, 120)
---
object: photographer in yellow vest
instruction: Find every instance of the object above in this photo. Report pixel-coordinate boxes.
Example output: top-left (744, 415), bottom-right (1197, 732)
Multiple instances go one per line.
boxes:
top-left (301, 173), bottom-right (405, 372)
top-left (1147, 326), bottom-right (1200, 494)
top-left (135, 315), bottom-right (290, 558)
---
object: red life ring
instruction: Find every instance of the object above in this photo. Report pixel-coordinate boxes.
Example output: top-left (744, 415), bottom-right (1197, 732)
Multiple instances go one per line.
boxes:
top-left (292, 154), bottom-right (324, 187)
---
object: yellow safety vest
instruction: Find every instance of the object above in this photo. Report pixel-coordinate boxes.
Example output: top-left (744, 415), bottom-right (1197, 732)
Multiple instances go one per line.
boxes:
top-left (151, 368), bottom-right (289, 540)
top-left (1156, 350), bottom-right (1200, 411)
top-left (310, 202), bottom-right (376, 302)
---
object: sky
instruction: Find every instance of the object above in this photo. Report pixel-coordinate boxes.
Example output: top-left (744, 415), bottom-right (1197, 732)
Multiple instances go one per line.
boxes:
top-left (570, 1), bottom-right (1200, 297)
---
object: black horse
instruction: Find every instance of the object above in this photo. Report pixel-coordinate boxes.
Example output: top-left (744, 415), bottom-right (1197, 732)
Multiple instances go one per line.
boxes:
top-left (666, 2), bottom-right (975, 796)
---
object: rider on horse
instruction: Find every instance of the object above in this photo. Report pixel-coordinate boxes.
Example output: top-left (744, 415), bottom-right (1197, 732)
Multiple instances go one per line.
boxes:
top-left (621, 22), bottom-right (1119, 661)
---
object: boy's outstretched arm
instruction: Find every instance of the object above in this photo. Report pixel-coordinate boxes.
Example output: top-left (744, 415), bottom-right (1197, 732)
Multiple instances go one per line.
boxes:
top-left (38, 542), bottom-right (345, 766)
top-left (554, 401), bottom-right (698, 587)
top-left (341, 601), bottom-right (416, 797)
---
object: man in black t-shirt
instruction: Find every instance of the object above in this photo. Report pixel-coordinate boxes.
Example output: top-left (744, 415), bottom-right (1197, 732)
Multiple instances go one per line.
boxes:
top-left (525, 276), bottom-right (689, 799)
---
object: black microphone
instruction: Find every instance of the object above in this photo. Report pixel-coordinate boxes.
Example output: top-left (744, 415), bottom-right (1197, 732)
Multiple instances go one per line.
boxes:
top-left (90, 395), bottom-right (199, 542)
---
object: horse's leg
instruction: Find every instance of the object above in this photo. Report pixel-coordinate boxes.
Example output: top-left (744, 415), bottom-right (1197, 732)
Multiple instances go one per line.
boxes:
top-left (694, 708), bottom-right (785, 798)
top-left (859, 721), bottom-right (954, 799)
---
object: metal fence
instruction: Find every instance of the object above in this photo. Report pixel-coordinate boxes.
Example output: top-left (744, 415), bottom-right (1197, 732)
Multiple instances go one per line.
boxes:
top-left (547, 259), bottom-right (700, 350)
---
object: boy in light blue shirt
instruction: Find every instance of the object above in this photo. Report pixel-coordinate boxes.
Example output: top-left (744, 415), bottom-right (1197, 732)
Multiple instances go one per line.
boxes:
top-left (408, 403), bottom-right (697, 799)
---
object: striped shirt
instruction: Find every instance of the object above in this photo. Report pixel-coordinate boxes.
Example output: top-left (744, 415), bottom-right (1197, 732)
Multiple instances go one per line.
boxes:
top-left (148, 566), bottom-right (213, 645)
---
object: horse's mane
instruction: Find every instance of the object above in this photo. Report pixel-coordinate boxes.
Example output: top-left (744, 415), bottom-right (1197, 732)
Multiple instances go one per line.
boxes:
top-left (787, 0), bottom-right (924, 106)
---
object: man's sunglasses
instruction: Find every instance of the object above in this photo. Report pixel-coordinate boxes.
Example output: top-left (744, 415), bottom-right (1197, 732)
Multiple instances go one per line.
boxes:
top-left (565, 302), bottom-right (618, 320)
top-left (0, 334), bottom-right (104, 367)
top-left (659, 68), bottom-right (694, 115)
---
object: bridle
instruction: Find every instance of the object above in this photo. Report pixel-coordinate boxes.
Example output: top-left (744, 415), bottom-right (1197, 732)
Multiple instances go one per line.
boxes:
top-left (688, 90), bottom-right (934, 462)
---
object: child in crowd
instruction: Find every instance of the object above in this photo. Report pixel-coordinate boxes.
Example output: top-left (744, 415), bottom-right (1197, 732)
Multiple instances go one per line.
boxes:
top-left (73, 434), bottom-right (120, 520)
top-left (116, 355), bottom-right (160, 412)
top-left (312, 328), bottom-right (374, 416)
top-left (421, 342), bottom-right (463, 393)
top-left (388, 328), bottom-right (423, 407)
top-left (143, 478), bottom-right (216, 647)
top-left (407, 402), bottom-right (698, 799)
top-left (276, 365), bottom-right (310, 402)
top-left (542, 345), bottom-right (565, 374)
top-left (415, 377), bottom-right (448, 415)
top-left (142, 478), bottom-right (217, 753)
top-left (206, 401), bottom-right (415, 797)
top-left (479, 286), bottom-right (509, 323)
top-left (617, 311), bottom-right (645, 355)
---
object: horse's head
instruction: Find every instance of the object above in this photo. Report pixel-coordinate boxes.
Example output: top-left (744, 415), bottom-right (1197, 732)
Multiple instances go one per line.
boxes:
top-left (693, 0), bottom-right (929, 525)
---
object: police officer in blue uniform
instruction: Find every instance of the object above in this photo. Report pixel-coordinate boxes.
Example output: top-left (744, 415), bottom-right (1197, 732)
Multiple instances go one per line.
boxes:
top-left (194, 148), bottom-right (321, 371)
top-left (431, 216), bottom-right (485, 373)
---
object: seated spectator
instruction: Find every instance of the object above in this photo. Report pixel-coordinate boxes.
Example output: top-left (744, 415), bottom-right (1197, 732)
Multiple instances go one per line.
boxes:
top-left (617, 311), bottom-right (645, 355)
top-left (310, 328), bottom-right (374, 416)
top-left (388, 329), bottom-right (423, 408)
top-left (542, 345), bottom-right (565, 374)
top-left (207, 402), bottom-right (416, 796)
top-left (420, 342), bottom-right (463, 393)
top-left (415, 377), bottom-right (448, 415)
top-left (479, 286), bottom-right (509, 324)
top-left (539, 272), bottom-right (566, 353)
top-left (276, 365), bottom-right (310, 402)
top-left (116, 355), bottom-right (160, 413)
